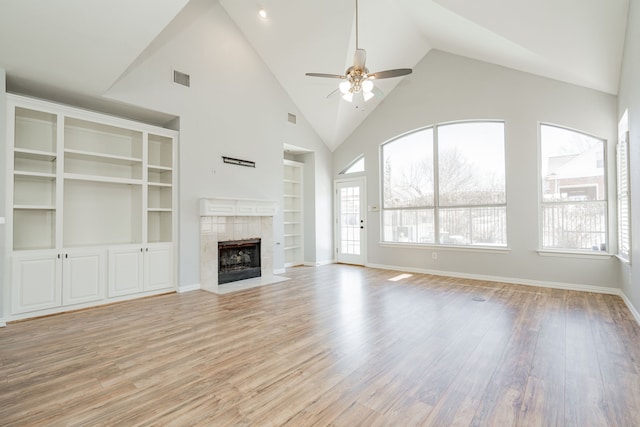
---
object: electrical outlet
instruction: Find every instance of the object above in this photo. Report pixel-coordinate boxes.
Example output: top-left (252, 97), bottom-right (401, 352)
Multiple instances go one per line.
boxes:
top-left (432, 252), bottom-right (437, 260)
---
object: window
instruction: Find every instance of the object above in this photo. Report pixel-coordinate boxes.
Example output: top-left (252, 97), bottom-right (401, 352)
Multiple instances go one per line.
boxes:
top-left (617, 111), bottom-right (630, 261)
top-left (340, 155), bottom-right (365, 174)
top-left (382, 121), bottom-right (506, 247)
top-left (540, 124), bottom-right (607, 252)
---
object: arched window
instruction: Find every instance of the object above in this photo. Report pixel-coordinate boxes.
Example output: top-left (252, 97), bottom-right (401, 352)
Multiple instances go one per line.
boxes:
top-left (340, 155), bottom-right (365, 174)
top-left (540, 124), bottom-right (607, 252)
top-left (381, 121), bottom-right (506, 247)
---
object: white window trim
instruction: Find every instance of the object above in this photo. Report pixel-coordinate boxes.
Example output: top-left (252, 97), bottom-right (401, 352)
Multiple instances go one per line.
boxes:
top-left (380, 120), bottom-right (507, 248)
top-left (538, 122), bottom-right (609, 254)
top-left (616, 128), bottom-right (631, 263)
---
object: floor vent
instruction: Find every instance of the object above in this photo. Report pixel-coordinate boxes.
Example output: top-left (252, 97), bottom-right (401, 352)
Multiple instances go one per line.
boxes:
top-left (173, 70), bottom-right (190, 87)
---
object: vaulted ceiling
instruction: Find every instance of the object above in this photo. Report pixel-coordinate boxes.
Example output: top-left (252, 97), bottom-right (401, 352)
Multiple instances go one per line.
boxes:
top-left (0, 0), bottom-right (630, 151)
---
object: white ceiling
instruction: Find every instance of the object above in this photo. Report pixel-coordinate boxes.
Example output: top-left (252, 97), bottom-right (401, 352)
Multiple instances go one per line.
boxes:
top-left (0, 0), bottom-right (629, 151)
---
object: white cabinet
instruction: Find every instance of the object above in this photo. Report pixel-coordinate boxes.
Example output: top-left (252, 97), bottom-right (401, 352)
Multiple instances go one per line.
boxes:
top-left (5, 95), bottom-right (178, 321)
top-left (144, 244), bottom-right (174, 291)
top-left (11, 252), bottom-right (61, 314)
top-left (11, 248), bottom-right (105, 314)
top-left (109, 243), bottom-right (173, 297)
top-left (108, 246), bottom-right (144, 297)
top-left (283, 160), bottom-right (304, 267)
top-left (62, 249), bottom-right (106, 306)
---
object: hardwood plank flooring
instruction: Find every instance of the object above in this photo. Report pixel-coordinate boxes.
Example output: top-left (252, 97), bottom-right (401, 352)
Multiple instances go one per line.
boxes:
top-left (1, 264), bottom-right (639, 426)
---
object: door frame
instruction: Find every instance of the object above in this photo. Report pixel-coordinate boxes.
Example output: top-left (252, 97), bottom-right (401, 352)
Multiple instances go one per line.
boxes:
top-left (334, 176), bottom-right (367, 265)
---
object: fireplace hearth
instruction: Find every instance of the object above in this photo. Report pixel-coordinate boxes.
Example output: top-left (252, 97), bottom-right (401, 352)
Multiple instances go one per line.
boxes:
top-left (218, 238), bottom-right (261, 284)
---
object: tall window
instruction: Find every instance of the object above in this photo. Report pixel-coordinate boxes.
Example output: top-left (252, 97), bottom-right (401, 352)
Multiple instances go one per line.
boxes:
top-left (617, 111), bottom-right (630, 260)
top-left (382, 121), bottom-right (506, 247)
top-left (540, 124), bottom-right (607, 252)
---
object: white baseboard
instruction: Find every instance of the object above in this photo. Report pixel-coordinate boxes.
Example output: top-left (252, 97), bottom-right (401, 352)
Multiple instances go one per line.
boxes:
top-left (0, 319), bottom-right (6, 328)
top-left (273, 268), bottom-right (286, 274)
top-left (303, 259), bottom-right (335, 267)
top-left (178, 283), bottom-right (201, 293)
top-left (619, 291), bottom-right (640, 325)
top-left (365, 262), bottom-right (620, 295)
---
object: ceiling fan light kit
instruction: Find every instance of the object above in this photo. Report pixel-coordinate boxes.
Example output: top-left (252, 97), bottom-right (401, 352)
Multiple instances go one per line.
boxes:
top-left (305, 0), bottom-right (412, 103)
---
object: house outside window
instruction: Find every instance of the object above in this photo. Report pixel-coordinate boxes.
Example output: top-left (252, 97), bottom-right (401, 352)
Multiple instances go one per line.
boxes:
top-left (382, 121), bottom-right (506, 247)
top-left (539, 124), bottom-right (607, 252)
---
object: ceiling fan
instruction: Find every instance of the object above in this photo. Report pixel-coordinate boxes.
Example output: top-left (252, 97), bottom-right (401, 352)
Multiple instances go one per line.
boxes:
top-left (305, 0), bottom-right (412, 103)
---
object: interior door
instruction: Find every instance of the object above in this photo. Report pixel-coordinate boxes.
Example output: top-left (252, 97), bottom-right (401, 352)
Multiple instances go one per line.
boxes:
top-left (335, 178), bottom-right (366, 265)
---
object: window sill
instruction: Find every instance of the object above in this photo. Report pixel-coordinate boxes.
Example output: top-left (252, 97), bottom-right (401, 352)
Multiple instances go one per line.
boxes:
top-left (615, 254), bottom-right (631, 265)
top-left (536, 250), bottom-right (613, 260)
top-left (379, 242), bottom-right (511, 254)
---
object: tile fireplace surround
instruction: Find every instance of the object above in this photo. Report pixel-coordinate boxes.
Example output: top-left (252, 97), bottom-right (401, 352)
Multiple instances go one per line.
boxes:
top-left (200, 198), bottom-right (278, 293)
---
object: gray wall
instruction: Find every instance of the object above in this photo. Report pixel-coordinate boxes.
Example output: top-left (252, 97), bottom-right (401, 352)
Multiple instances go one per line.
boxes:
top-left (104, 0), bottom-right (333, 288)
top-left (618, 0), bottom-right (640, 314)
top-left (333, 50), bottom-right (620, 289)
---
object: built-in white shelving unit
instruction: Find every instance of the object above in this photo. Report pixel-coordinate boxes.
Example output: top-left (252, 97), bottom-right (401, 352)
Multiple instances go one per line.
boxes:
top-left (5, 95), bottom-right (178, 320)
top-left (283, 159), bottom-right (303, 267)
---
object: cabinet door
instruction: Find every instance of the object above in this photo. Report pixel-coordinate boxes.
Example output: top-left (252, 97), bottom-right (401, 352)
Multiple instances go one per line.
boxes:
top-left (11, 252), bottom-right (62, 314)
top-left (108, 247), bottom-right (143, 297)
top-left (144, 244), bottom-right (174, 291)
top-left (62, 249), bottom-right (106, 305)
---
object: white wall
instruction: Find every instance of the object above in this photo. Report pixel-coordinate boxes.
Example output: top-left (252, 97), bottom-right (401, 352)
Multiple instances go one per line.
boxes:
top-left (333, 50), bottom-right (620, 289)
top-left (618, 0), bottom-right (640, 315)
top-left (105, 0), bottom-right (332, 288)
top-left (0, 68), bottom-right (6, 322)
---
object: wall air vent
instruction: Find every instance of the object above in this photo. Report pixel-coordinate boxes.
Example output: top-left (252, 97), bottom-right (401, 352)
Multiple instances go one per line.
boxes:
top-left (173, 70), bottom-right (190, 87)
top-left (287, 113), bottom-right (297, 124)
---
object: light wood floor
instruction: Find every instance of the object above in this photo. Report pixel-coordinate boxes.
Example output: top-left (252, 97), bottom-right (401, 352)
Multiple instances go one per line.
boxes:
top-left (1, 265), bottom-right (640, 426)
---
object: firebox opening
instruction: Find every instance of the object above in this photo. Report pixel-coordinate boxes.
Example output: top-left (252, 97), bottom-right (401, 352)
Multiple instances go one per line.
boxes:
top-left (218, 238), bottom-right (261, 284)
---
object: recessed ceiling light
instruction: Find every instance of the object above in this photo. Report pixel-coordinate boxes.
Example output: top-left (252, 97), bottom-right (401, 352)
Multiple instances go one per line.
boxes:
top-left (258, 8), bottom-right (268, 19)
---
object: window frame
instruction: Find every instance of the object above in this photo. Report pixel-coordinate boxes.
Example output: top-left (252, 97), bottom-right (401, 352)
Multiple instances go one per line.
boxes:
top-left (538, 122), bottom-right (609, 254)
top-left (339, 154), bottom-right (365, 175)
top-left (380, 120), bottom-right (507, 249)
top-left (617, 127), bottom-right (631, 262)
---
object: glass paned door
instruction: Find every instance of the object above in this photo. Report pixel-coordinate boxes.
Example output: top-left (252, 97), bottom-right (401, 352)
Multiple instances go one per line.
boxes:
top-left (336, 178), bottom-right (365, 265)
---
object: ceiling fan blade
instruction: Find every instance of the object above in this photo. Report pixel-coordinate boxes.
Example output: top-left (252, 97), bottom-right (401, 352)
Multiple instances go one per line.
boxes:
top-left (305, 72), bottom-right (346, 79)
top-left (368, 68), bottom-right (413, 79)
top-left (354, 49), bottom-right (366, 70)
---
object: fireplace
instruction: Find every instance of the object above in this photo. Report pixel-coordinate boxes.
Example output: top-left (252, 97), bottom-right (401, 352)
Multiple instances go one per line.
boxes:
top-left (200, 198), bottom-right (278, 293)
top-left (218, 238), bottom-right (261, 284)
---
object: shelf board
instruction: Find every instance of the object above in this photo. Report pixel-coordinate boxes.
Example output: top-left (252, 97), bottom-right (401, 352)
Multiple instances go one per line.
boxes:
top-left (283, 209), bottom-right (302, 213)
top-left (14, 171), bottom-right (56, 180)
top-left (148, 182), bottom-right (172, 188)
top-left (14, 204), bottom-right (56, 210)
top-left (64, 173), bottom-right (142, 185)
top-left (14, 148), bottom-right (57, 161)
top-left (284, 245), bottom-right (302, 250)
top-left (148, 208), bottom-right (172, 212)
top-left (284, 194), bottom-right (301, 198)
top-left (284, 179), bottom-right (301, 184)
top-left (64, 148), bottom-right (142, 165)
top-left (148, 164), bottom-right (172, 172)
top-left (284, 221), bottom-right (301, 225)
top-left (284, 233), bottom-right (301, 237)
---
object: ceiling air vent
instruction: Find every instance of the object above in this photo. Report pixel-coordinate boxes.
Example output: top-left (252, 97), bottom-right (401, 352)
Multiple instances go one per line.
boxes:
top-left (288, 113), bottom-right (297, 124)
top-left (173, 70), bottom-right (190, 87)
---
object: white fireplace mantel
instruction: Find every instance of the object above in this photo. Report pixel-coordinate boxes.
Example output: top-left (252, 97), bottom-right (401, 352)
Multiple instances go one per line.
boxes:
top-left (200, 198), bottom-right (278, 217)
